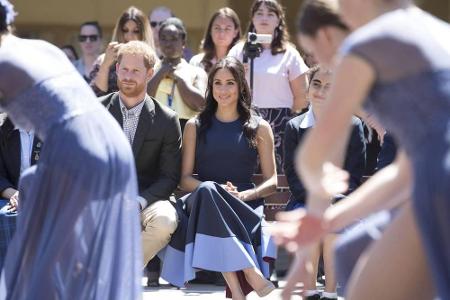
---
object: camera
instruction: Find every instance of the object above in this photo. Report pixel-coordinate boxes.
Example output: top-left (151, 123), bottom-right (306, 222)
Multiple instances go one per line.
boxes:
top-left (243, 33), bottom-right (272, 62)
top-left (244, 33), bottom-right (273, 92)
top-left (247, 32), bottom-right (273, 44)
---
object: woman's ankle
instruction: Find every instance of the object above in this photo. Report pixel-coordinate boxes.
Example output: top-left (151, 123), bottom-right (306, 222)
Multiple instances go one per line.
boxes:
top-left (222, 272), bottom-right (245, 299)
top-left (242, 268), bottom-right (266, 285)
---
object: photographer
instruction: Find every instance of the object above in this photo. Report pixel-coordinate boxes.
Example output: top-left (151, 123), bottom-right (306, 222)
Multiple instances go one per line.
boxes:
top-left (228, 0), bottom-right (308, 173)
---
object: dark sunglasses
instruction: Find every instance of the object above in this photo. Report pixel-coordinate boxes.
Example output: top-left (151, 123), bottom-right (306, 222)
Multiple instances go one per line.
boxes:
top-left (78, 34), bottom-right (99, 42)
top-left (150, 21), bottom-right (164, 28)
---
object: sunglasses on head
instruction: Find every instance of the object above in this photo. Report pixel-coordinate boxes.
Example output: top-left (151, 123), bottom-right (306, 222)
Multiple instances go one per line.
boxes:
top-left (150, 21), bottom-right (164, 28)
top-left (78, 34), bottom-right (99, 42)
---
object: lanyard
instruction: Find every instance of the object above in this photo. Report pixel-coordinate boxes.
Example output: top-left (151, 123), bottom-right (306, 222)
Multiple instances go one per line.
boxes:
top-left (167, 80), bottom-right (176, 108)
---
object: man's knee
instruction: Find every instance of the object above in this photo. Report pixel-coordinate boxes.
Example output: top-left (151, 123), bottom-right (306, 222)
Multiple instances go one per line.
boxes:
top-left (151, 213), bottom-right (178, 234)
top-left (142, 201), bottom-right (178, 236)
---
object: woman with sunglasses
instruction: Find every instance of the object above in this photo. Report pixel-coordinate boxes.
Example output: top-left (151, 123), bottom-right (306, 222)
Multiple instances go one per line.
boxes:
top-left (148, 6), bottom-right (173, 58)
top-left (90, 6), bottom-right (155, 96)
top-left (75, 21), bottom-right (103, 81)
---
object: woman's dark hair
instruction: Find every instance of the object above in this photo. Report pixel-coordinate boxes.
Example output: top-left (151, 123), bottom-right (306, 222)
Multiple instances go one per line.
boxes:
top-left (200, 7), bottom-right (241, 73)
top-left (0, 6), bottom-right (6, 32)
top-left (0, 1), bottom-right (14, 32)
top-left (297, 0), bottom-right (349, 37)
top-left (159, 17), bottom-right (187, 42)
top-left (197, 56), bottom-right (258, 148)
top-left (61, 45), bottom-right (79, 60)
top-left (245, 0), bottom-right (290, 55)
top-left (112, 6), bottom-right (154, 47)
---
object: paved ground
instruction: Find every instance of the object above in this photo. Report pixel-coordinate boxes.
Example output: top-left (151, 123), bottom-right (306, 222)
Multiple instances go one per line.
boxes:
top-left (142, 280), bottom-right (305, 300)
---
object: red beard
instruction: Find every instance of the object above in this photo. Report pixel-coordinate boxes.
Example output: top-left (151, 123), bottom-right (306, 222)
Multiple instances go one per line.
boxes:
top-left (117, 79), bottom-right (146, 98)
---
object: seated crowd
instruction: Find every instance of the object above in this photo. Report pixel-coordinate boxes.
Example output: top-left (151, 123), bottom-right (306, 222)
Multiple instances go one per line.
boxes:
top-left (1, 1), bottom-right (397, 299)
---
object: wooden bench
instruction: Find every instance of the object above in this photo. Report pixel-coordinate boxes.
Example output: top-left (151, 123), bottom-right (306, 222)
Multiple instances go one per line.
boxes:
top-left (174, 174), bottom-right (291, 221)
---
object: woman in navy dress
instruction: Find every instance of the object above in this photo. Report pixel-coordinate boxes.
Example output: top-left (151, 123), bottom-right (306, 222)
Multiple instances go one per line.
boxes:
top-left (0, 2), bottom-right (142, 299)
top-left (273, 0), bottom-right (450, 299)
top-left (160, 57), bottom-right (277, 299)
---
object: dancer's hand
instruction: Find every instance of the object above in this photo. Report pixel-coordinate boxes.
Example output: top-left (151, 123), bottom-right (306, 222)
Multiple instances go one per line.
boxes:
top-left (301, 162), bottom-right (349, 212)
top-left (320, 162), bottom-right (349, 197)
top-left (281, 248), bottom-right (315, 300)
top-left (271, 209), bottom-right (328, 251)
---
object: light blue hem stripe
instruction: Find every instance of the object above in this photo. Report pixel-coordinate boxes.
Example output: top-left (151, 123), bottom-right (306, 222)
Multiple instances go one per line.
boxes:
top-left (161, 233), bottom-right (274, 286)
top-left (160, 246), bottom-right (192, 287)
top-left (187, 233), bottom-right (259, 272)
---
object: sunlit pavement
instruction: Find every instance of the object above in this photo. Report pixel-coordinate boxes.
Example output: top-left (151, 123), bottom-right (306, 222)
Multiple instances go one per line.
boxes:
top-left (142, 279), bottom-right (346, 299)
top-left (142, 279), bottom-right (299, 300)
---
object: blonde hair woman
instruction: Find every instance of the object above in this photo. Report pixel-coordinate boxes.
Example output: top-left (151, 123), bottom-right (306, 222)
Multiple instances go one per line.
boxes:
top-left (90, 6), bottom-right (155, 96)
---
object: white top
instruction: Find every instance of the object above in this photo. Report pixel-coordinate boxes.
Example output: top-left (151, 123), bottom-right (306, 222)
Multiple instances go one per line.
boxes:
top-left (189, 53), bottom-right (218, 71)
top-left (189, 53), bottom-right (204, 68)
top-left (228, 41), bottom-right (308, 109)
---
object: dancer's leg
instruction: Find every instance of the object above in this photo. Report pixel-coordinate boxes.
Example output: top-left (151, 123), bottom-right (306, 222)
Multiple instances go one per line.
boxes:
top-left (322, 234), bottom-right (338, 297)
top-left (347, 203), bottom-right (434, 300)
top-left (322, 234), bottom-right (337, 299)
top-left (303, 243), bottom-right (321, 296)
top-left (334, 210), bottom-right (392, 296)
top-left (222, 272), bottom-right (246, 300)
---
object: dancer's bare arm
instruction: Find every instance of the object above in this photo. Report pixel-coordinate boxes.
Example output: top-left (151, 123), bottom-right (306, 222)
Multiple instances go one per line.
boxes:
top-left (325, 150), bottom-right (411, 231)
top-left (297, 55), bottom-right (375, 213)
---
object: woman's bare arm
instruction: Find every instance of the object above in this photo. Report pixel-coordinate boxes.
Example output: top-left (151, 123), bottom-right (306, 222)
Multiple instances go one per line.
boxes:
top-left (290, 73), bottom-right (308, 113)
top-left (239, 120), bottom-right (278, 201)
top-left (179, 119), bottom-right (202, 192)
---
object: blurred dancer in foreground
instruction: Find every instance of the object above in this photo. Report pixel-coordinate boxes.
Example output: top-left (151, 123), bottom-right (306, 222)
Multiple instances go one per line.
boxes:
top-left (274, 0), bottom-right (450, 299)
top-left (0, 1), bottom-right (142, 299)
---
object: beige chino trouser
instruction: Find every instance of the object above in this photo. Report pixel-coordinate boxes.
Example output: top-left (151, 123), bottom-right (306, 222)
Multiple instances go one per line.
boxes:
top-left (140, 200), bottom-right (178, 266)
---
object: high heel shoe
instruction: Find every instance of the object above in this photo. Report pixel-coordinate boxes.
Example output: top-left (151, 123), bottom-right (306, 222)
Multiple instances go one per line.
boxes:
top-left (255, 281), bottom-right (276, 297)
